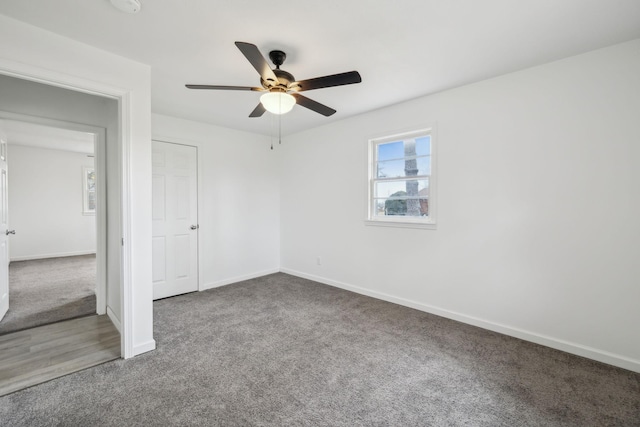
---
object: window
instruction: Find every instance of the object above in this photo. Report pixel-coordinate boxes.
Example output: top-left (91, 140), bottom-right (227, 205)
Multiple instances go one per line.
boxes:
top-left (367, 127), bottom-right (436, 229)
top-left (83, 166), bottom-right (96, 215)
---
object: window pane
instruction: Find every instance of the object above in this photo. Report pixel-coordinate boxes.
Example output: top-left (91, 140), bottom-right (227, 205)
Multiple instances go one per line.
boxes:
top-left (88, 191), bottom-right (96, 211)
top-left (377, 141), bottom-right (404, 162)
top-left (415, 136), bottom-right (431, 156)
top-left (374, 179), bottom-right (428, 198)
top-left (377, 156), bottom-right (430, 178)
top-left (374, 196), bottom-right (429, 217)
top-left (375, 180), bottom-right (406, 198)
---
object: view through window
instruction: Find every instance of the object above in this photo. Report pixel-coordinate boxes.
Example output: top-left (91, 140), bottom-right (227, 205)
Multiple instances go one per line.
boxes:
top-left (368, 128), bottom-right (436, 228)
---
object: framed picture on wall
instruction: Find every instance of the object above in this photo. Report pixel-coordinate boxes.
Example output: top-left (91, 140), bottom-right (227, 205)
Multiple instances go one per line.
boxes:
top-left (83, 166), bottom-right (96, 215)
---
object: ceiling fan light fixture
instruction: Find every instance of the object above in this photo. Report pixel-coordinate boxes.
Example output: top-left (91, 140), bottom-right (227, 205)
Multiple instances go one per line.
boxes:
top-left (109, 0), bottom-right (142, 14)
top-left (260, 92), bottom-right (296, 115)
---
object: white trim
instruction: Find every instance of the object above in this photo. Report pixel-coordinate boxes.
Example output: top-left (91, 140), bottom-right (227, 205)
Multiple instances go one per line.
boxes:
top-left (82, 165), bottom-right (96, 215)
top-left (366, 125), bottom-right (438, 228)
top-left (280, 268), bottom-right (640, 374)
top-left (0, 58), bottom-right (128, 101)
top-left (364, 218), bottom-right (437, 230)
top-left (94, 126), bottom-right (107, 316)
top-left (10, 250), bottom-right (96, 262)
top-left (133, 339), bottom-right (156, 355)
top-left (119, 92), bottom-right (134, 358)
top-left (0, 59), bottom-right (135, 360)
top-left (0, 110), bottom-right (108, 316)
top-left (106, 305), bottom-right (121, 334)
top-left (201, 268), bottom-right (280, 291)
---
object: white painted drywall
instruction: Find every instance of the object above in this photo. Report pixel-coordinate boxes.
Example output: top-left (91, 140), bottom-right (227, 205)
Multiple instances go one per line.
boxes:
top-left (152, 114), bottom-right (280, 287)
top-left (280, 39), bottom-right (640, 371)
top-left (0, 74), bottom-right (113, 128)
top-left (105, 100), bottom-right (122, 322)
top-left (0, 14), bottom-right (153, 357)
top-left (7, 144), bottom-right (95, 261)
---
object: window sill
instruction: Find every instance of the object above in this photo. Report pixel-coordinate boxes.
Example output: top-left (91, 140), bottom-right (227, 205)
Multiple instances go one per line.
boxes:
top-left (364, 218), bottom-right (437, 230)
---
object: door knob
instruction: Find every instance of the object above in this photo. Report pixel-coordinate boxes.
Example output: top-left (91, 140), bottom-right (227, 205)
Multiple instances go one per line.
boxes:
top-left (190, 225), bottom-right (199, 230)
top-left (5, 230), bottom-right (15, 235)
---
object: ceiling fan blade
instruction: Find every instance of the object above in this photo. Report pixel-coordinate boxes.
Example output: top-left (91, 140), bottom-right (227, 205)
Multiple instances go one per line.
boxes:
top-left (249, 103), bottom-right (266, 118)
top-left (234, 42), bottom-right (278, 85)
top-left (186, 84), bottom-right (263, 91)
top-left (294, 71), bottom-right (361, 92)
top-left (292, 93), bottom-right (336, 116)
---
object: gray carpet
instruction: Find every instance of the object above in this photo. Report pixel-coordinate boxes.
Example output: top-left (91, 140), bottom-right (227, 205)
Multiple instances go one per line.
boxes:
top-left (1, 273), bottom-right (638, 426)
top-left (0, 255), bottom-right (96, 335)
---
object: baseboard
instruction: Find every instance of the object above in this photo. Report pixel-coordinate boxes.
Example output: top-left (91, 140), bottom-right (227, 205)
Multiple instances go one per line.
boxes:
top-left (200, 268), bottom-right (280, 291)
top-left (133, 339), bottom-right (156, 356)
top-left (280, 268), bottom-right (640, 374)
top-left (106, 306), bottom-right (121, 334)
top-left (10, 251), bottom-right (96, 262)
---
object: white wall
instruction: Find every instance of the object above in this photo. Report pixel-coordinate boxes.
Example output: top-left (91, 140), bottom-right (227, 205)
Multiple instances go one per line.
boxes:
top-left (0, 14), bottom-right (153, 357)
top-left (152, 114), bottom-right (280, 287)
top-left (105, 100), bottom-right (122, 322)
top-left (8, 144), bottom-right (95, 261)
top-left (0, 74), bottom-right (114, 127)
top-left (280, 39), bottom-right (640, 372)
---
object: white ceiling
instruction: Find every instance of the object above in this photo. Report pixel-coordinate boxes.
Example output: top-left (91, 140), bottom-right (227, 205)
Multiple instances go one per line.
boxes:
top-left (1, 0), bottom-right (639, 136)
top-left (2, 120), bottom-right (95, 154)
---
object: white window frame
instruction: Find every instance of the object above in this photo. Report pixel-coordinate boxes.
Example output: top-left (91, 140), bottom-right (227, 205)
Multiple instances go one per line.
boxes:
top-left (82, 166), bottom-right (96, 215)
top-left (366, 126), bottom-right (437, 229)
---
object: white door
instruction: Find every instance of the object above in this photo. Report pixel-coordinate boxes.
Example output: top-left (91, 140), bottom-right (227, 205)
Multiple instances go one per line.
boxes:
top-left (0, 125), bottom-right (9, 321)
top-left (152, 141), bottom-right (198, 300)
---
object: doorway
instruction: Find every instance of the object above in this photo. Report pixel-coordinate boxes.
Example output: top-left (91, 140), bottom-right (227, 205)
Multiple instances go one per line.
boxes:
top-left (0, 119), bottom-right (106, 334)
top-left (0, 45), bottom-right (150, 357)
top-left (0, 72), bottom-right (127, 351)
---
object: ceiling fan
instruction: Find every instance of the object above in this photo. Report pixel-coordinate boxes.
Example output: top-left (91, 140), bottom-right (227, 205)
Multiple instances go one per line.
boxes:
top-left (186, 42), bottom-right (362, 117)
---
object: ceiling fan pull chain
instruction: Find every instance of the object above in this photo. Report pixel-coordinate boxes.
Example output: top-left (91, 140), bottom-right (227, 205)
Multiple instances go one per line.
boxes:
top-left (270, 111), bottom-right (275, 150)
top-left (279, 112), bottom-right (282, 145)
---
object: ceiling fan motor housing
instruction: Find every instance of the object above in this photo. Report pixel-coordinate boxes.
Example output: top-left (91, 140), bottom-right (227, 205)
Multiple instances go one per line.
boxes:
top-left (261, 51), bottom-right (296, 91)
top-left (262, 69), bottom-right (295, 90)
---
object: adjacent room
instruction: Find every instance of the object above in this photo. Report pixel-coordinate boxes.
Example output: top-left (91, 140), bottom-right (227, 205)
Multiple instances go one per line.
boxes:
top-left (0, 1), bottom-right (638, 425)
top-left (0, 120), bottom-right (98, 335)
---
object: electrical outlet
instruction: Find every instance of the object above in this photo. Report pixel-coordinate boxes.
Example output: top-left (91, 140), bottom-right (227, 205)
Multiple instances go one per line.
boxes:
top-left (316, 256), bottom-right (321, 265)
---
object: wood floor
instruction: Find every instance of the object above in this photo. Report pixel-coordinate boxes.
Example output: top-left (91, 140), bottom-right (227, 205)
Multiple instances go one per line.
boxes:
top-left (0, 315), bottom-right (120, 396)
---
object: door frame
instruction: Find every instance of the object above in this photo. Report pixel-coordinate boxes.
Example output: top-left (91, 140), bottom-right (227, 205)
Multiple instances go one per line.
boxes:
top-left (152, 138), bottom-right (202, 292)
top-left (0, 111), bottom-right (107, 315)
top-left (0, 64), bottom-right (135, 358)
top-left (0, 125), bottom-right (8, 322)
